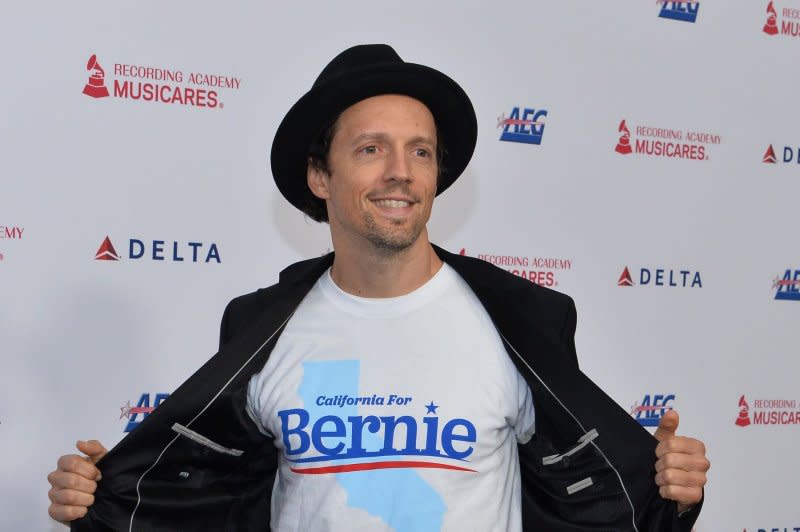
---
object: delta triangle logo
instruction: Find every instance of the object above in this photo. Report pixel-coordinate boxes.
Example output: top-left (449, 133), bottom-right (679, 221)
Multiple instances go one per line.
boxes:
top-left (95, 236), bottom-right (120, 261)
top-left (763, 144), bottom-right (777, 163)
top-left (618, 266), bottom-right (634, 286)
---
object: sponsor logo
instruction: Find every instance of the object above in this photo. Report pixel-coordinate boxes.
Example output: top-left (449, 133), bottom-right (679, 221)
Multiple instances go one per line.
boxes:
top-left (617, 266), bottom-right (702, 288)
top-left (763, 144), bottom-right (800, 164)
top-left (94, 236), bottom-right (221, 263)
top-left (460, 248), bottom-right (572, 288)
top-left (81, 54), bottom-right (241, 110)
top-left (658, 1), bottom-right (700, 23)
top-left (630, 394), bottom-right (675, 427)
top-left (736, 394), bottom-right (800, 426)
top-left (614, 119), bottom-right (720, 161)
top-left (120, 392), bottom-right (169, 432)
top-left (280, 395), bottom-right (477, 474)
top-left (497, 107), bottom-right (547, 145)
top-left (0, 225), bottom-right (25, 262)
top-left (773, 269), bottom-right (800, 301)
top-left (763, 1), bottom-right (800, 38)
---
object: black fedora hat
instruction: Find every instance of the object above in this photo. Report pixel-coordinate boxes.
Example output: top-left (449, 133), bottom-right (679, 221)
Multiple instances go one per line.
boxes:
top-left (270, 44), bottom-right (478, 219)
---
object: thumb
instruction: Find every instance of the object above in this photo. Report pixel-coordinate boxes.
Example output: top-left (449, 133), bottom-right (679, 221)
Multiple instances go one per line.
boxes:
top-left (76, 439), bottom-right (108, 463)
top-left (653, 409), bottom-right (679, 442)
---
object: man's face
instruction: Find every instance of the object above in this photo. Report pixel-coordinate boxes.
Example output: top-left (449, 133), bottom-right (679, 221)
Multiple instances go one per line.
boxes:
top-left (308, 94), bottom-right (439, 254)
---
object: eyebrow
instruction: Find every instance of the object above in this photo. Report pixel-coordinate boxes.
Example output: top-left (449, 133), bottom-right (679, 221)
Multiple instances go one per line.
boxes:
top-left (350, 132), bottom-right (436, 148)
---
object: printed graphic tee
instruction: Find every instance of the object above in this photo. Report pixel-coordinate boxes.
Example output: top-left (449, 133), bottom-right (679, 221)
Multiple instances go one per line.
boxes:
top-left (246, 264), bottom-right (536, 532)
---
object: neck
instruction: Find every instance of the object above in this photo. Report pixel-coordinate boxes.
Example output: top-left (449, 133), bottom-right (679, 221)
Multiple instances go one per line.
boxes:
top-left (329, 231), bottom-right (442, 298)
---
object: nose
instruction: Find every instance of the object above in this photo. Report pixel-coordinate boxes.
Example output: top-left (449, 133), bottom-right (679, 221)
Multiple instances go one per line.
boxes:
top-left (383, 149), bottom-right (412, 183)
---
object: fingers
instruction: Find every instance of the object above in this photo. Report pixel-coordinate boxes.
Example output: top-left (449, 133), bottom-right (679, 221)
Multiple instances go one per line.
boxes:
top-left (47, 470), bottom-right (98, 494)
top-left (657, 484), bottom-right (704, 507)
top-left (48, 501), bottom-right (88, 524)
top-left (655, 435), bottom-right (706, 459)
top-left (655, 449), bottom-right (711, 474)
top-left (654, 468), bottom-right (707, 491)
top-left (56, 453), bottom-right (101, 481)
top-left (76, 440), bottom-right (108, 463)
top-left (48, 486), bottom-right (96, 507)
top-left (653, 410), bottom-right (679, 442)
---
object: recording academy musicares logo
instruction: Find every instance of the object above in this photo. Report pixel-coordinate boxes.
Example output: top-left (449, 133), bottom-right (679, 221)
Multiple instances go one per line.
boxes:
top-left (460, 248), bottom-right (571, 288)
top-left (81, 53), bottom-right (241, 109)
top-left (94, 235), bottom-right (222, 263)
top-left (0, 224), bottom-right (25, 263)
top-left (763, 1), bottom-right (800, 38)
top-left (736, 394), bottom-right (800, 427)
top-left (615, 119), bottom-right (720, 161)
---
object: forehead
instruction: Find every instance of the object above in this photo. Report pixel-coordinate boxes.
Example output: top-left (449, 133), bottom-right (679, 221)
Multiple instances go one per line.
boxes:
top-left (335, 94), bottom-right (436, 139)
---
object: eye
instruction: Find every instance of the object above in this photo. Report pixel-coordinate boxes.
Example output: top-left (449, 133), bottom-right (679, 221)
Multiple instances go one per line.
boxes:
top-left (415, 148), bottom-right (430, 158)
top-left (360, 145), bottom-right (378, 155)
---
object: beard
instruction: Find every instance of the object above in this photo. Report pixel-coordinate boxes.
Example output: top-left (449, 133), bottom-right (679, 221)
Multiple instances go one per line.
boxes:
top-left (362, 210), bottom-right (427, 254)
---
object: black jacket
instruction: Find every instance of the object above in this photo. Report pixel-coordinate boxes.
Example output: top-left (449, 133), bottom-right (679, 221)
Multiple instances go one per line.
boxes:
top-left (74, 246), bottom-right (700, 531)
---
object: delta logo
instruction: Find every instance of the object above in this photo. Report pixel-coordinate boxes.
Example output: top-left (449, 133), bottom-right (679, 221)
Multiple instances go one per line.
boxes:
top-left (81, 53), bottom-right (241, 109)
top-left (773, 269), bottom-right (800, 301)
top-left (762, 144), bottom-right (800, 164)
top-left (658, 1), bottom-right (700, 23)
top-left (763, 1), bottom-right (800, 38)
top-left (120, 392), bottom-right (169, 432)
top-left (743, 525), bottom-right (800, 532)
top-left (94, 235), bottom-right (221, 263)
top-left (615, 119), bottom-right (720, 161)
top-left (618, 266), bottom-right (702, 288)
top-left (460, 248), bottom-right (572, 288)
top-left (630, 394), bottom-right (675, 427)
top-left (497, 106), bottom-right (547, 145)
top-left (735, 394), bottom-right (800, 427)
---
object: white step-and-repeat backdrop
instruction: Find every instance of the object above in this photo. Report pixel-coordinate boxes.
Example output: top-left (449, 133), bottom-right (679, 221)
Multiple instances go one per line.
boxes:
top-left (2, 2), bottom-right (798, 530)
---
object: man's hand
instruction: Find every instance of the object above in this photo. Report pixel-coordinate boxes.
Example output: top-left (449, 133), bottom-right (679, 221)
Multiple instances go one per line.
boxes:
top-left (47, 440), bottom-right (108, 525)
top-left (653, 410), bottom-right (710, 514)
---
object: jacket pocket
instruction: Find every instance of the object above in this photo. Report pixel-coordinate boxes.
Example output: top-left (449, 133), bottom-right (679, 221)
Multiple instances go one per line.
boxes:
top-left (171, 423), bottom-right (244, 457)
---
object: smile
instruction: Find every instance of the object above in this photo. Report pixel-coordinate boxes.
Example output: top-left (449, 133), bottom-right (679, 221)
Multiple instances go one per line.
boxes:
top-left (372, 199), bottom-right (413, 208)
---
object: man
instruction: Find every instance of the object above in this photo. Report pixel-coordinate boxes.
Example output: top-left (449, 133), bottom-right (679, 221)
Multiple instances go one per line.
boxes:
top-left (48, 44), bottom-right (709, 531)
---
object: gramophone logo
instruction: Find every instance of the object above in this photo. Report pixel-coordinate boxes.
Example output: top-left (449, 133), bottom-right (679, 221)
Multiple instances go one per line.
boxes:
top-left (764, 1), bottom-right (779, 35)
top-left (82, 55), bottom-right (110, 99)
top-left (615, 120), bottom-right (633, 155)
top-left (735, 395), bottom-right (751, 427)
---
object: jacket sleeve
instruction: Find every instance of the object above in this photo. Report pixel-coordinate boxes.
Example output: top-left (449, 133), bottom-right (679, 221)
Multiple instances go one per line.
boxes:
top-left (558, 296), bottom-right (580, 369)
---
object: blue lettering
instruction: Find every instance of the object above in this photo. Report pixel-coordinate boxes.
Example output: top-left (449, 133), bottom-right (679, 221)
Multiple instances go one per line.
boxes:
top-left (278, 409), bottom-right (310, 455)
top-left (172, 241), bottom-right (184, 261)
top-left (380, 416), bottom-right (418, 452)
top-left (152, 240), bottom-right (164, 260)
top-left (640, 268), bottom-right (651, 285)
top-left (129, 239), bottom-right (144, 259)
top-left (311, 415), bottom-right (346, 456)
top-left (692, 272), bottom-right (702, 288)
top-left (423, 417), bottom-right (439, 453)
top-left (188, 241), bottom-right (202, 262)
top-left (784, 146), bottom-right (794, 163)
top-left (206, 243), bottom-right (221, 263)
top-left (347, 415), bottom-right (381, 454)
top-left (440, 418), bottom-right (476, 460)
top-left (655, 269), bottom-right (664, 286)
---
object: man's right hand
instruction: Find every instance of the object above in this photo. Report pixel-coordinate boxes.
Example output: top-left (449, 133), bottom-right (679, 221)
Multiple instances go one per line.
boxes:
top-left (47, 440), bottom-right (107, 525)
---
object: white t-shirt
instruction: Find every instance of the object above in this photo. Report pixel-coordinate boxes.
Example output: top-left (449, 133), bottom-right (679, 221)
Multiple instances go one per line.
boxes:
top-left (246, 263), bottom-right (535, 532)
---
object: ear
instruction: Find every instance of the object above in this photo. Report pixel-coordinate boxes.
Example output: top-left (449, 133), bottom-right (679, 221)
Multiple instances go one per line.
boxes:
top-left (307, 161), bottom-right (331, 200)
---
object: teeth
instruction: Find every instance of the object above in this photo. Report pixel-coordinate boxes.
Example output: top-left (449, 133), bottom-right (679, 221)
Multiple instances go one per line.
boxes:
top-left (374, 199), bottom-right (411, 208)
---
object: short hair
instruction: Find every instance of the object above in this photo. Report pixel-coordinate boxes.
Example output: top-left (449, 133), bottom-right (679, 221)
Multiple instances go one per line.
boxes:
top-left (304, 114), bottom-right (446, 223)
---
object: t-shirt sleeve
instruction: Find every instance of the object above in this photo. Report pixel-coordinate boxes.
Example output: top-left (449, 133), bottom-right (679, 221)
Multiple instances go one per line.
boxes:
top-left (514, 371), bottom-right (536, 444)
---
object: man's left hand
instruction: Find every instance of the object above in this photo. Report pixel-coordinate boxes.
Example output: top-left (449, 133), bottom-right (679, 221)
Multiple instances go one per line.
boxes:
top-left (653, 410), bottom-right (710, 513)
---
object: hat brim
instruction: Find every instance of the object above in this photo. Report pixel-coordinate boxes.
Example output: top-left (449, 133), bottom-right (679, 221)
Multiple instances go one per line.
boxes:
top-left (270, 62), bottom-right (477, 216)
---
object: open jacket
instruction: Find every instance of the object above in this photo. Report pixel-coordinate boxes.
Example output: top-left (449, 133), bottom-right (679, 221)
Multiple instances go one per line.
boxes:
top-left (73, 246), bottom-right (700, 531)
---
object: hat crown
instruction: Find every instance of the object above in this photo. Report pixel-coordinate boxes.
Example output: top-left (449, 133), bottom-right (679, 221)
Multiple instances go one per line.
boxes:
top-left (313, 44), bottom-right (403, 89)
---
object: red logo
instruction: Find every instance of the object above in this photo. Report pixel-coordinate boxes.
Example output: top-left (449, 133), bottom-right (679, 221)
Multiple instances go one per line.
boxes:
top-left (615, 120), bottom-right (633, 154)
top-left (95, 236), bottom-right (120, 261)
top-left (82, 55), bottom-right (110, 99)
top-left (764, 1), bottom-right (779, 35)
top-left (736, 395), bottom-right (751, 426)
top-left (763, 144), bottom-right (777, 163)
top-left (618, 266), bottom-right (634, 286)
